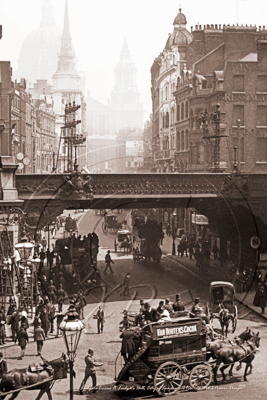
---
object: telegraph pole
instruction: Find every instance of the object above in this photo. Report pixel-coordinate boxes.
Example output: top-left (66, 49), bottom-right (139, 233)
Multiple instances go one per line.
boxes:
top-left (61, 101), bottom-right (85, 172)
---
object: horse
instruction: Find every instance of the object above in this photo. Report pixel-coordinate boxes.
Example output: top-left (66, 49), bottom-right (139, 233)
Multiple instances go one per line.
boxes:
top-left (213, 331), bottom-right (260, 384)
top-left (207, 327), bottom-right (253, 360)
top-left (218, 305), bottom-right (235, 337)
top-left (0, 354), bottom-right (69, 400)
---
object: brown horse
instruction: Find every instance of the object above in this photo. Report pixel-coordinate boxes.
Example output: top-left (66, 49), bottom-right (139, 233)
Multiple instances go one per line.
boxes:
top-left (207, 327), bottom-right (253, 360)
top-left (213, 332), bottom-right (260, 384)
top-left (0, 354), bottom-right (69, 400)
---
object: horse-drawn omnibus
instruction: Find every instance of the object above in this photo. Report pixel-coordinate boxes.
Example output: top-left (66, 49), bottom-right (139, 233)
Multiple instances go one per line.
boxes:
top-left (132, 227), bottom-right (162, 265)
top-left (115, 315), bottom-right (212, 396)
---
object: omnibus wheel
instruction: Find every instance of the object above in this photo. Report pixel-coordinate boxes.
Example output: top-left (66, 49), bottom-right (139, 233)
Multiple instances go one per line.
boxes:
top-left (154, 361), bottom-right (183, 396)
top-left (189, 364), bottom-right (212, 391)
top-left (102, 222), bottom-right (108, 233)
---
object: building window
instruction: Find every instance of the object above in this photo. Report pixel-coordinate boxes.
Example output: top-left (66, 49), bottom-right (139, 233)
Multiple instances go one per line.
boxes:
top-left (185, 129), bottom-right (189, 150)
top-left (256, 138), bottom-right (267, 161)
top-left (166, 112), bottom-right (169, 128)
top-left (181, 103), bottom-right (184, 120)
top-left (256, 106), bottom-right (267, 126)
top-left (181, 130), bottom-right (184, 151)
top-left (165, 86), bottom-right (168, 100)
top-left (185, 102), bottom-right (188, 119)
top-left (233, 105), bottom-right (244, 126)
top-left (176, 131), bottom-right (180, 151)
top-left (256, 76), bottom-right (267, 92)
top-left (233, 75), bottom-right (244, 92)
top-left (190, 109), bottom-right (194, 129)
top-left (177, 105), bottom-right (180, 122)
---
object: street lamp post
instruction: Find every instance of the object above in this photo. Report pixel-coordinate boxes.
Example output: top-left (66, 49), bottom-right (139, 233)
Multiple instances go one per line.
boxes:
top-left (60, 305), bottom-right (84, 400)
top-left (172, 211), bottom-right (176, 255)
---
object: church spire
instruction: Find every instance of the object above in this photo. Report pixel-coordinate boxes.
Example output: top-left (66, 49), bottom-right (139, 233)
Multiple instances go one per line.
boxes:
top-left (40, 0), bottom-right (55, 27)
top-left (62, 0), bottom-right (71, 39)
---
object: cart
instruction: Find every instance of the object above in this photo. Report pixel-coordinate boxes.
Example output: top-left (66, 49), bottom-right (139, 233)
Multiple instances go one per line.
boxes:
top-left (114, 230), bottom-right (132, 253)
top-left (115, 316), bottom-right (212, 396)
top-left (208, 281), bottom-right (238, 333)
top-left (102, 214), bottom-right (122, 233)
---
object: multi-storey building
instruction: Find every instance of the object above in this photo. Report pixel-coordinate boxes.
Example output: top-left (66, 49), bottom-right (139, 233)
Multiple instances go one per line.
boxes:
top-left (151, 9), bottom-right (267, 174)
top-left (150, 9), bottom-right (193, 173)
top-left (34, 98), bottom-right (56, 174)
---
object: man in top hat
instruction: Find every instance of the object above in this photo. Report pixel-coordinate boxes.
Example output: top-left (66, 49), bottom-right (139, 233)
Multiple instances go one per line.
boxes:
top-left (173, 294), bottom-right (185, 312)
top-left (163, 298), bottom-right (173, 314)
top-left (0, 352), bottom-right (7, 378)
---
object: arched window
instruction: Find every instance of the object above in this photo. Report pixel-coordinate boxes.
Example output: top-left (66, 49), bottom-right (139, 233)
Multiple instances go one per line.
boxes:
top-left (185, 130), bottom-right (189, 150)
top-left (181, 103), bottom-right (184, 120)
top-left (177, 105), bottom-right (180, 122)
top-left (181, 130), bottom-right (185, 151)
top-left (176, 131), bottom-right (180, 151)
top-left (165, 86), bottom-right (168, 100)
top-left (185, 102), bottom-right (189, 119)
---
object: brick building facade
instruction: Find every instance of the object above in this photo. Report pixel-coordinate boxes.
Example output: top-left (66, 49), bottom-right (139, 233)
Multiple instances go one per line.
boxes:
top-left (151, 9), bottom-right (267, 174)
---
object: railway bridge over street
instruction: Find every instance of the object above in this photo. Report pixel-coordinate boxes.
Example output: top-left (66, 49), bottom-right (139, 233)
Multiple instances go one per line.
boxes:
top-left (0, 156), bottom-right (267, 263)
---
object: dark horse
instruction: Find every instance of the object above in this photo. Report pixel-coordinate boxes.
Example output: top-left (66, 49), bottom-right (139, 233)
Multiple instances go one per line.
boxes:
top-left (218, 305), bottom-right (235, 337)
top-left (0, 354), bottom-right (69, 400)
top-left (213, 331), bottom-right (260, 384)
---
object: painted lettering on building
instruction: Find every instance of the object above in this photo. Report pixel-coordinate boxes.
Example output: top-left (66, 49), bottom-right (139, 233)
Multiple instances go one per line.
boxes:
top-left (224, 93), bottom-right (267, 102)
top-left (233, 63), bottom-right (267, 73)
top-left (156, 324), bottom-right (197, 338)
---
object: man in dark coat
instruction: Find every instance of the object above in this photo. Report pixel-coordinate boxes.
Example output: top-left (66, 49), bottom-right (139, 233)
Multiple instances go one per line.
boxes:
top-left (156, 301), bottom-right (164, 315)
top-left (47, 280), bottom-right (57, 304)
top-left (0, 352), bottom-right (7, 378)
top-left (120, 328), bottom-right (136, 362)
top-left (143, 303), bottom-right (160, 323)
top-left (96, 306), bottom-right (104, 334)
top-left (122, 273), bottom-right (131, 296)
top-left (79, 348), bottom-right (103, 395)
top-left (47, 300), bottom-right (56, 334)
top-left (10, 307), bottom-right (20, 343)
top-left (34, 321), bottom-right (46, 356)
top-left (40, 298), bottom-right (50, 337)
top-left (17, 323), bottom-right (29, 359)
top-left (78, 290), bottom-right (87, 320)
top-left (57, 284), bottom-right (66, 313)
top-left (173, 294), bottom-right (185, 311)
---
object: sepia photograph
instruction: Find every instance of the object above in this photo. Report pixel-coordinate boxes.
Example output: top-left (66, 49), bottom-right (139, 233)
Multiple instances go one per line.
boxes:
top-left (0, 0), bottom-right (267, 398)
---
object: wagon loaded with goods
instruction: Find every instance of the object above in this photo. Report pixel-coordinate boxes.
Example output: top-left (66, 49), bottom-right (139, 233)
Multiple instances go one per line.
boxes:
top-left (115, 315), bottom-right (212, 396)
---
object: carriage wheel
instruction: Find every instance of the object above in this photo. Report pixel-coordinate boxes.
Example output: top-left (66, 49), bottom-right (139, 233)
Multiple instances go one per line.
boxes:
top-left (189, 364), bottom-right (212, 391)
top-left (231, 305), bottom-right (238, 333)
top-left (154, 361), bottom-right (183, 396)
top-left (102, 222), bottom-right (108, 233)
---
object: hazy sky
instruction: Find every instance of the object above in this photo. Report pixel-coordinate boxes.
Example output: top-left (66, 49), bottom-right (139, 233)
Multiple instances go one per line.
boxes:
top-left (1, 0), bottom-right (267, 122)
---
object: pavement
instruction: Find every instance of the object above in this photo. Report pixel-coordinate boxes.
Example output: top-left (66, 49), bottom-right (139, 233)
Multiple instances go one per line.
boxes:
top-left (161, 233), bottom-right (267, 322)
